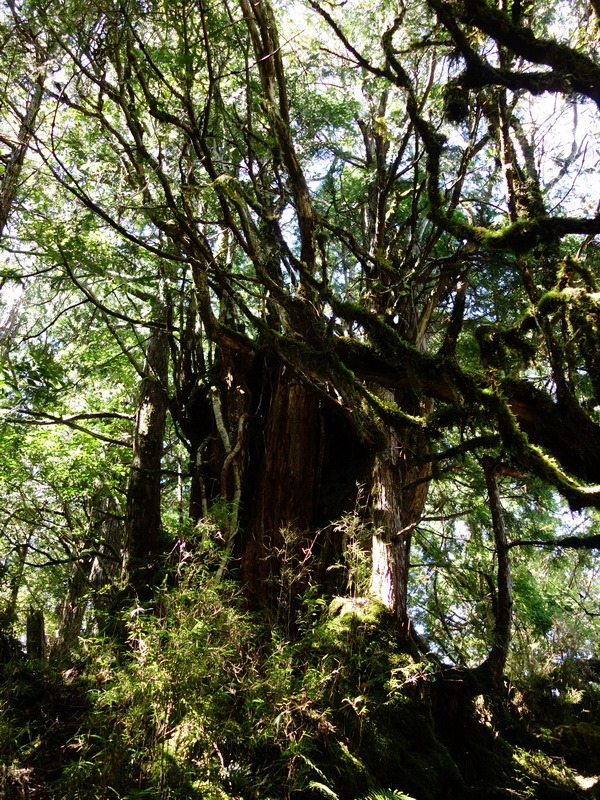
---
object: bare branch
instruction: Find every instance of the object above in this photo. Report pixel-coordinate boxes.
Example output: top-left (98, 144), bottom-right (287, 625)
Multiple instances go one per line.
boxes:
top-left (6, 409), bottom-right (131, 447)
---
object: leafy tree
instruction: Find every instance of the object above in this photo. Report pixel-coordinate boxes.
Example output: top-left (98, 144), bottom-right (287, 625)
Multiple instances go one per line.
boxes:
top-left (0, 0), bottom-right (599, 794)
top-left (0, 0), bottom-right (597, 650)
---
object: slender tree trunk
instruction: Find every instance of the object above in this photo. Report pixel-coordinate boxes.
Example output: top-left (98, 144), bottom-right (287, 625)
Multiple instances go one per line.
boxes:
top-left (51, 496), bottom-right (124, 659)
top-left (89, 497), bottom-right (126, 596)
top-left (51, 564), bottom-right (88, 663)
top-left (432, 459), bottom-right (514, 749)
top-left (26, 608), bottom-right (47, 661)
top-left (0, 74), bottom-right (44, 240)
top-left (480, 457), bottom-right (513, 687)
top-left (5, 532), bottom-right (32, 630)
top-left (124, 325), bottom-right (169, 587)
top-left (370, 391), bottom-right (431, 638)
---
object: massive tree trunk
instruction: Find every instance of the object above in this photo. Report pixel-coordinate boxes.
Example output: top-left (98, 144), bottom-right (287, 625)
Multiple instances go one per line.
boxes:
top-left (234, 358), bottom-right (370, 616)
top-left (240, 365), bottom-right (322, 612)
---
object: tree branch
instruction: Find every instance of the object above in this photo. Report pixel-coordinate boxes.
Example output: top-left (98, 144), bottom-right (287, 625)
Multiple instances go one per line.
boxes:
top-left (7, 409), bottom-right (131, 447)
top-left (509, 534), bottom-right (600, 550)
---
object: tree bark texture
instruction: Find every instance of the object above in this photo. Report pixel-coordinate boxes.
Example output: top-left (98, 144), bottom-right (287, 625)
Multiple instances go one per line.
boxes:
top-left (232, 355), bottom-right (370, 608)
top-left (370, 389), bottom-right (431, 636)
top-left (52, 565), bottom-right (88, 664)
top-left (481, 457), bottom-right (513, 687)
top-left (124, 326), bottom-right (169, 578)
top-left (241, 365), bottom-right (321, 609)
top-left (26, 608), bottom-right (47, 661)
top-left (52, 496), bottom-right (125, 659)
top-left (0, 74), bottom-right (44, 241)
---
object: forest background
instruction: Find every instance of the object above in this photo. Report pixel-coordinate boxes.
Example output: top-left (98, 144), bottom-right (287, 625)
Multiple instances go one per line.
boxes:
top-left (0, 0), bottom-right (600, 797)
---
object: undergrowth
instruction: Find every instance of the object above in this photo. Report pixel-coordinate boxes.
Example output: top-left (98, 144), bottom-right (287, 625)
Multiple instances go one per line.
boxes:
top-left (0, 531), bottom-right (598, 799)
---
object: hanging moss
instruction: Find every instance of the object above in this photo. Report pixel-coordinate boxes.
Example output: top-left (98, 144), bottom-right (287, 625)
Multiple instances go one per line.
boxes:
top-left (475, 321), bottom-right (537, 374)
top-left (489, 388), bottom-right (600, 510)
top-left (330, 299), bottom-right (439, 375)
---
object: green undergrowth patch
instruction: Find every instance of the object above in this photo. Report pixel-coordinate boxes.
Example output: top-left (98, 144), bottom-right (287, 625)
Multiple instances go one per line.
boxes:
top-left (308, 595), bottom-right (464, 800)
top-left (512, 746), bottom-right (590, 799)
top-left (0, 545), bottom-right (597, 799)
top-left (0, 657), bottom-right (90, 798)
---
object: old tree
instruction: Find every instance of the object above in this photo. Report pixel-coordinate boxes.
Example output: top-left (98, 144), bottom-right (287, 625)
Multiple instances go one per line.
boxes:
top-left (1, 0), bottom-right (600, 797)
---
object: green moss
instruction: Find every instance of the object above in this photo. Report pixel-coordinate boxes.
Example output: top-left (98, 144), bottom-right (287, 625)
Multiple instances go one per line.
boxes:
top-left (487, 388), bottom-right (600, 510)
top-left (318, 738), bottom-right (372, 799)
top-left (537, 284), bottom-right (600, 321)
top-left (443, 81), bottom-right (471, 123)
top-left (328, 596), bottom-right (393, 631)
top-left (344, 699), bottom-right (464, 800)
top-left (537, 288), bottom-right (568, 316)
top-left (362, 389), bottom-right (426, 431)
top-left (330, 299), bottom-right (438, 376)
top-left (555, 722), bottom-right (600, 755)
top-left (513, 746), bottom-right (584, 798)
top-left (314, 598), bottom-right (466, 800)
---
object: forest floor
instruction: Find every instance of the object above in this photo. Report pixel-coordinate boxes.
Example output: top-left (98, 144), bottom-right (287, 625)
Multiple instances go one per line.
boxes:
top-left (1, 604), bottom-right (599, 799)
top-left (1, 653), bottom-right (599, 799)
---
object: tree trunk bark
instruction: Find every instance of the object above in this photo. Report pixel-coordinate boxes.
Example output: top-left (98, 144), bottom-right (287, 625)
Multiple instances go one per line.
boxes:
top-left (4, 532), bottom-right (32, 632)
top-left (241, 364), bottom-right (322, 614)
top-left (432, 459), bottom-right (514, 750)
top-left (51, 564), bottom-right (88, 663)
top-left (0, 73), bottom-right (44, 241)
top-left (26, 608), bottom-right (47, 661)
top-left (370, 404), bottom-right (431, 639)
top-left (51, 496), bottom-right (125, 659)
top-left (124, 325), bottom-right (169, 588)
top-left (480, 457), bottom-right (513, 687)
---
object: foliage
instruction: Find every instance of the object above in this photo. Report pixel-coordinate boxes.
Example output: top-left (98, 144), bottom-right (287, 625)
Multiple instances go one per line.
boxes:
top-left (0, 527), bottom-right (460, 799)
top-left (0, 0), bottom-right (600, 796)
top-left (1, 537), bottom-right (597, 798)
top-left (361, 792), bottom-right (417, 800)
